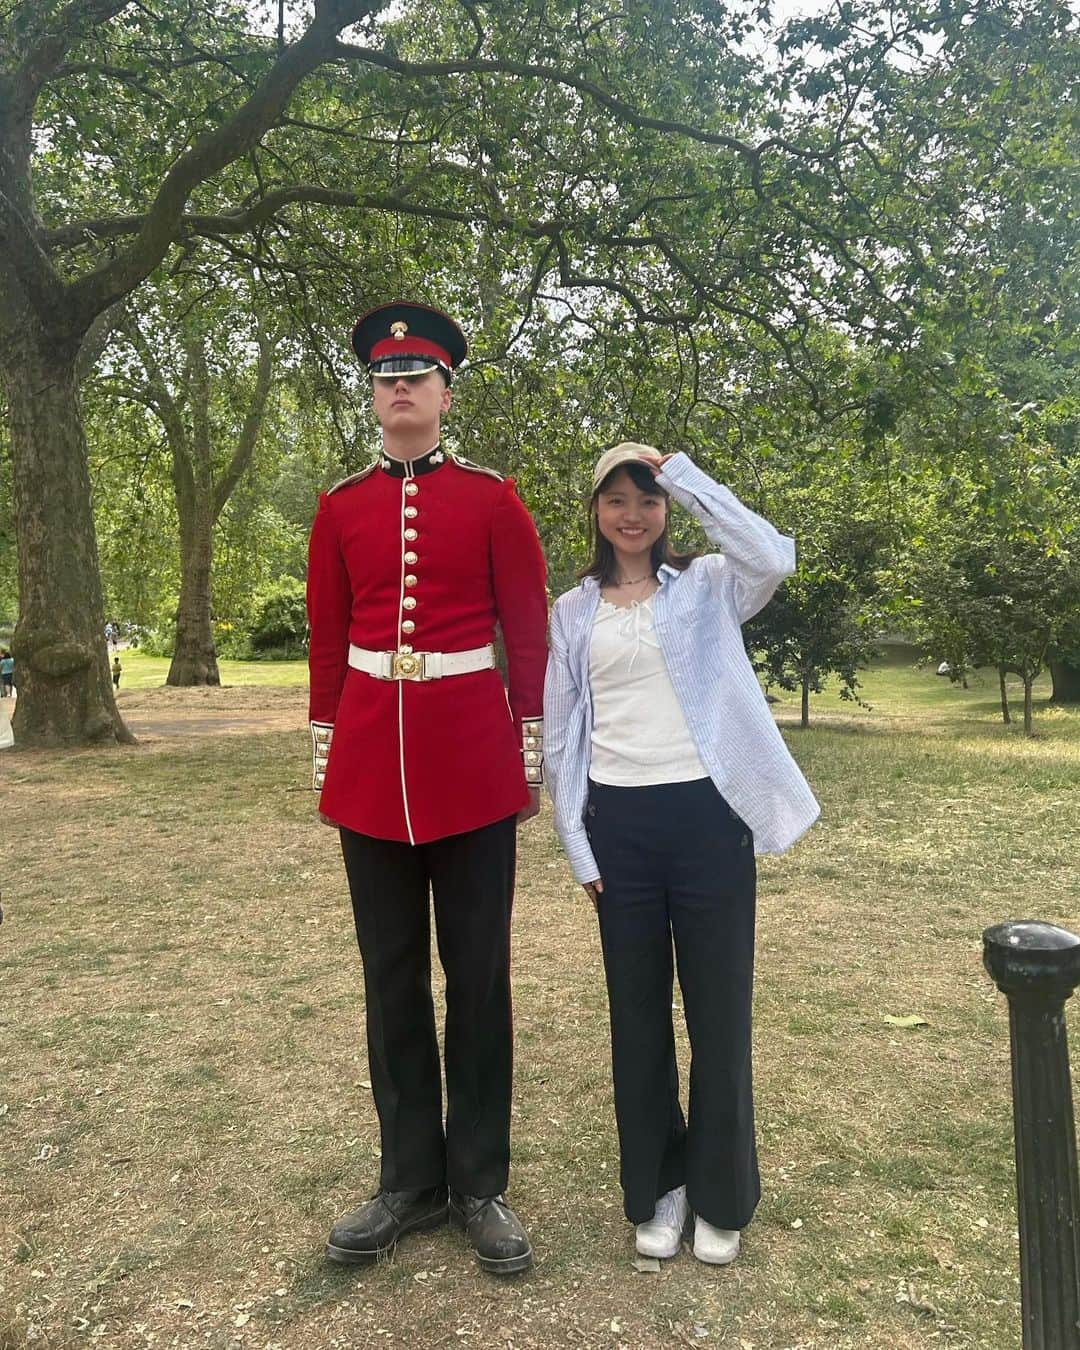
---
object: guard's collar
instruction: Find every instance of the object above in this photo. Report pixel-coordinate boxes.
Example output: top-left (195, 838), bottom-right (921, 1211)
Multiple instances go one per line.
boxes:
top-left (378, 444), bottom-right (447, 478)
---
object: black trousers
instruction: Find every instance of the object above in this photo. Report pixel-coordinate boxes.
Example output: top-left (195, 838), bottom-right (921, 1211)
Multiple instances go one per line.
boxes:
top-left (339, 815), bottom-right (517, 1197)
top-left (586, 777), bottom-right (760, 1230)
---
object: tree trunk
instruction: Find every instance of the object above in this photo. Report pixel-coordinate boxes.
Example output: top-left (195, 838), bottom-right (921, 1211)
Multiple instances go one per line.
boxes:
top-left (998, 666), bottom-right (1012, 726)
top-left (1049, 656), bottom-right (1080, 704)
top-left (3, 340), bottom-right (134, 746)
top-left (1023, 675), bottom-right (1034, 737)
top-left (801, 677), bottom-right (810, 729)
top-left (121, 322), bottom-right (272, 685)
top-left (167, 514), bottom-right (220, 686)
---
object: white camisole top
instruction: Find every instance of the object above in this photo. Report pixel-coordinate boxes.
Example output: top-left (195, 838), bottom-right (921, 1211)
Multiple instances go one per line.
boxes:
top-left (588, 596), bottom-right (707, 786)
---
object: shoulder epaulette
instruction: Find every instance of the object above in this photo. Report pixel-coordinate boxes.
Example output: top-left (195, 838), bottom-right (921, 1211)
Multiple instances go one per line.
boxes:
top-left (327, 462), bottom-right (378, 494)
top-left (449, 453), bottom-right (505, 482)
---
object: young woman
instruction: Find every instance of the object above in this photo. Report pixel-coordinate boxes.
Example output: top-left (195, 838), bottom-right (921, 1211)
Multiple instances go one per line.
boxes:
top-left (544, 443), bottom-right (819, 1264)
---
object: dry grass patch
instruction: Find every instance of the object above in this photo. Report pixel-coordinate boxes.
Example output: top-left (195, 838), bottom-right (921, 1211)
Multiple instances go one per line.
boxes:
top-left (2, 661), bottom-right (1078, 1349)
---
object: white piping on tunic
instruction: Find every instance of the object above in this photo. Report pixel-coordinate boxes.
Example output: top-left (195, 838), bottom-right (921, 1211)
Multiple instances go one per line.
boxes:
top-left (397, 461), bottom-right (416, 844)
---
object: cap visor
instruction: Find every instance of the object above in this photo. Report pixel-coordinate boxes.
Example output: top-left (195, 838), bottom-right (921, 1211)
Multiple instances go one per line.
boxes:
top-left (370, 357), bottom-right (444, 377)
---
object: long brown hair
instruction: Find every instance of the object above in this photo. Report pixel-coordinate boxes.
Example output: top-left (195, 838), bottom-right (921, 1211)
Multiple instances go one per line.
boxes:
top-left (579, 460), bottom-right (699, 586)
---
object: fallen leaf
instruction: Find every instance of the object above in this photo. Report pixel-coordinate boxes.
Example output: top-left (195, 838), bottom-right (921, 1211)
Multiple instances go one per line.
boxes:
top-left (633, 1255), bottom-right (661, 1274)
top-left (898, 1283), bottom-right (938, 1316)
top-left (234, 1312), bottom-right (250, 1327)
top-left (883, 1014), bottom-right (929, 1028)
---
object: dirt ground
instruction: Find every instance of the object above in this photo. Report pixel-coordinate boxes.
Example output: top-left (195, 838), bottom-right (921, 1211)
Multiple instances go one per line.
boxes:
top-left (4, 670), bottom-right (1078, 1349)
top-left (116, 686), bottom-right (309, 742)
top-left (0, 685), bottom-right (307, 746)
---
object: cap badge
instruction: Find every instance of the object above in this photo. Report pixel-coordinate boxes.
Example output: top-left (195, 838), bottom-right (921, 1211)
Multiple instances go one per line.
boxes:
top-left (390, 321), bottom-right (408, 340)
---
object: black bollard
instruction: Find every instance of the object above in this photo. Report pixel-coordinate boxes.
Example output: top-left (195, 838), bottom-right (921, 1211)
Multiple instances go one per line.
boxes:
top-left (983, 920), bottom-right (1080, 1349)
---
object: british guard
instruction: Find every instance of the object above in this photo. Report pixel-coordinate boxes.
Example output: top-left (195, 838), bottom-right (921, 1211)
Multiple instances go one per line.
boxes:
top-left (307, 302), bottom-right (548, 1274)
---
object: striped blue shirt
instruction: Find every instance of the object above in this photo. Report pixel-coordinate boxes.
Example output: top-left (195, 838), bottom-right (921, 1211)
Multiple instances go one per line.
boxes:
top-left (544, 452), bottom-right (820, 883)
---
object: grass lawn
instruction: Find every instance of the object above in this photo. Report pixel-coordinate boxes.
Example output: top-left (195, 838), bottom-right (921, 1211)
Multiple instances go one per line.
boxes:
top-left (2, 652), bottom-right (1078, 1349)
top-left (114, 649), bottom-right (309, 691)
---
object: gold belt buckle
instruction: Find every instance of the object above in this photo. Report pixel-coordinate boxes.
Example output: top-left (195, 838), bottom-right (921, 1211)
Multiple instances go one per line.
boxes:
top-left (391, 651), bottom-right (425, 680)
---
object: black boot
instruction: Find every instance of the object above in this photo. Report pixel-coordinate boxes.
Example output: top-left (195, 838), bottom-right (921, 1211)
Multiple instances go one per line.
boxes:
top-left (450, 1192), bottom-right (533, 1275)
top-left (326, 1186), bottom-right (448, 1265)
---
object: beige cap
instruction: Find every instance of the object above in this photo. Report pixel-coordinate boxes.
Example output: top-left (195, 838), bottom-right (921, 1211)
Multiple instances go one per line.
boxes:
top-left (591, 441), bottom-right (661, 492)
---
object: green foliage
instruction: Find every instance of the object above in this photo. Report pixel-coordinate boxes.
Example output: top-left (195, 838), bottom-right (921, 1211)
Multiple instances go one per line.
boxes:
top-left (746, 493), bottom-right (886, 725)
top-left (5, 0), bottom-right (1079, 736)
top-left (134, 620), bottom-right (178, 660)
top-left (247, 577), bottom-right (308, 656)
top-left (906, 469), bottom-right (1080, 690)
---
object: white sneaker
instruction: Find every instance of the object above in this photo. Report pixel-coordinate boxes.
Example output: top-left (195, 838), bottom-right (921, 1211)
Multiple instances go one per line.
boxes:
top-left (692, 1216), bottom-right (740, 1265)
top-left (635, 1185), bottom-right (689, 1258)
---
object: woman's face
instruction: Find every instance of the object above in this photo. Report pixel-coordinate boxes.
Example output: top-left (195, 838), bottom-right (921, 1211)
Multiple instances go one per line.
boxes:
top-left (594, 468), bottom-right (667, 563)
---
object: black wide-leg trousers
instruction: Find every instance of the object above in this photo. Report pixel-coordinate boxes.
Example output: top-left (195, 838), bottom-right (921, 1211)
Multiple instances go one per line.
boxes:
top-left (339, 815), bottom-right (517, 1198)
top-left (586, 777), bottom-right (761, 1231)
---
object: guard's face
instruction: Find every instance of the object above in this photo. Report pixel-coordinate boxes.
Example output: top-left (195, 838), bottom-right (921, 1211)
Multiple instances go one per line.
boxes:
top-left (595, 468), bottom-right (667, 558)
top-left (371, 370), bottom-right (451, 434)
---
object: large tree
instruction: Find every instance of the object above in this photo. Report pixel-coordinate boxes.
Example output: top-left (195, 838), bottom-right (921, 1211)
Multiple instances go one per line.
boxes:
top-left (1, 0), bottom-right (385, 743)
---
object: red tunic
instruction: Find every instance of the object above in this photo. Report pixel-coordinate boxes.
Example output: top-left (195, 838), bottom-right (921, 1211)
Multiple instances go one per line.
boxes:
top-left (306, 449), bottom-right (547, 843)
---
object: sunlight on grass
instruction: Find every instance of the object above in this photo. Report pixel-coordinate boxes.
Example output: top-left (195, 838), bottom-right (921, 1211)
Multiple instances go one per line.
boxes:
top-left (117, 646), bottom-right (308, 690)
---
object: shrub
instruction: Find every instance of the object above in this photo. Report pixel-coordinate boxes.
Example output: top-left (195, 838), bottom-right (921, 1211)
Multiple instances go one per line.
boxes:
top-left (249, 577), bottom-right (308, 656)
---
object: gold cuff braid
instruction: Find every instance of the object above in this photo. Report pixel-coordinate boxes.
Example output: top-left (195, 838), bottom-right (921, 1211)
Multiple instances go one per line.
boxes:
top-left (311, 721), bottom-right (333, 790)
top-left (522, 716), bottom-right (543, 786)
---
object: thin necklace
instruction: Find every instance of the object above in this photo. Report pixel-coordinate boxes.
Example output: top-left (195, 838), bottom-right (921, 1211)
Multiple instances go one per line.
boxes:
top-left (613, 573), bottom-right (653, 586)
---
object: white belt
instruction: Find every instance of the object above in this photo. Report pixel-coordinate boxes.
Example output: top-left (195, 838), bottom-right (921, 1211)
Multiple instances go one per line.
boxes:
top-left (348, 643), bottom-right (495, 682)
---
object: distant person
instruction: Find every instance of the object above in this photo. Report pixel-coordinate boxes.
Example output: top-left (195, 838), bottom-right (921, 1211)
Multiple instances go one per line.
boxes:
top-left (111, 656), bottom-right (122, 689)
top-left (0, 650), bottom-right (13, 697)
top-left (545, 443), bottom-right (819, 1267)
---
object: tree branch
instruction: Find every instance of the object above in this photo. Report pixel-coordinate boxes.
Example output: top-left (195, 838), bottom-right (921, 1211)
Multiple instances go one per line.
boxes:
top-left (187, 336), bottom-right (212, 494)
top-left (119, 314), bottom-right (189, 466)
top-left (212, 325), bottom-right (275, 519)
top-left (332, 42), bottom-right (840, 169)
top-left (62, 1), bottom-right (380, 328)
top-left (52, 62), bottom-right (175, 107)
top-left (9, 0), bottom-right (133, 115)
top-left (41, 186), bottom-right (487, 250)
top-left (76, 299), bottom-right (126, 383)
top-left (0, 188), bottom-right (69, 321)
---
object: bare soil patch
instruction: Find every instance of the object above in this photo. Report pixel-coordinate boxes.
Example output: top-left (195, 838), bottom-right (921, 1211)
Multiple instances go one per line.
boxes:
top-left (117, 686), bottom-right (308, 744)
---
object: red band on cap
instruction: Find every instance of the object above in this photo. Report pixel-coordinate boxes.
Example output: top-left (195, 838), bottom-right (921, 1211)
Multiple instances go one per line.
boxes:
top-left (370, 336), bottom-right (451, 368)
